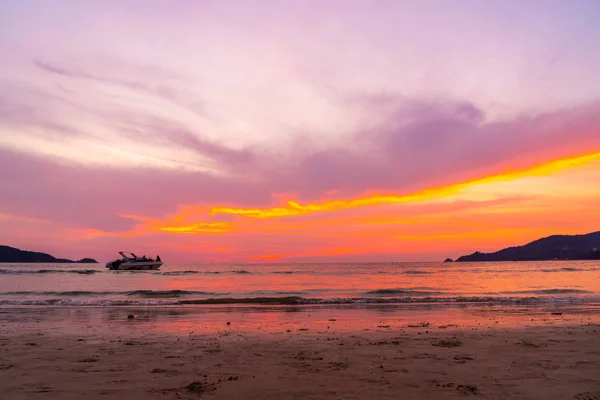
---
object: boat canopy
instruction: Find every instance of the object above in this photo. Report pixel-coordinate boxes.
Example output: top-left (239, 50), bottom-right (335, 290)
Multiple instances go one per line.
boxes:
top-left (119, 251), bottom-right (138, 261)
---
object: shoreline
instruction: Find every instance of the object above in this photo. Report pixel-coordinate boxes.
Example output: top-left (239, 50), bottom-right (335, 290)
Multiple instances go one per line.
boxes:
top-left (2, 293), bottom-right (598, 307)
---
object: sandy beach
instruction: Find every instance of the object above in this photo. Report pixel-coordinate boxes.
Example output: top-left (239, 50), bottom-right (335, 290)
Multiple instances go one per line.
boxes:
top-left (1, 306), bottom-right (600, 399)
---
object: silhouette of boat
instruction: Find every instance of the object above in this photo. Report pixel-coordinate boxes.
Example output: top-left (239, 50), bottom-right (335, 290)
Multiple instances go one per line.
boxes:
top-left (105, 251), bottom-right (163, 270)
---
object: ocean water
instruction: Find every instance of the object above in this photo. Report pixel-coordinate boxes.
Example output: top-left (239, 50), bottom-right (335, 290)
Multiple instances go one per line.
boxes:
top-left (0, 261), bottom-right (599, 307)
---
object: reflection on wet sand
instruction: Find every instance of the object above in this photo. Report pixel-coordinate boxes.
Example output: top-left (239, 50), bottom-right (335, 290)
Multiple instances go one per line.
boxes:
top-left (4, 303), bottom-right (600, 337)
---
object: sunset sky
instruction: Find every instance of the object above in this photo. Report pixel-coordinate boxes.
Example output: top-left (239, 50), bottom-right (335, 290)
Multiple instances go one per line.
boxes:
top-left (1, 0), bottom-right (600, 263)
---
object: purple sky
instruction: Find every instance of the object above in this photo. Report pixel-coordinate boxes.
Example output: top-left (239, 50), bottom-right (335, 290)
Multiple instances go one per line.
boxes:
top-left (1, 1), bottom-right (600, 262)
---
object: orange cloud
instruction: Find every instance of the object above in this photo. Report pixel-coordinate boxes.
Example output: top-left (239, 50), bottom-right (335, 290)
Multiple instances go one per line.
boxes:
top-left (157, 222), bottom-right (231, 234)
top-left (208, 151), bottom-right (600, 219)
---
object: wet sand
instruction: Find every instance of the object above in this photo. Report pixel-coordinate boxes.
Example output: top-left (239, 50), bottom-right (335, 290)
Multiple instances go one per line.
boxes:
top-left (1, 307), bottom-right (600, 399)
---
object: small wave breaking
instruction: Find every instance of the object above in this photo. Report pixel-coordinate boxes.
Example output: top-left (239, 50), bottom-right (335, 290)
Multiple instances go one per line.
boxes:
top-left (500, 289), bottom-right (590, 295)
top-left (0, 269), bottom-right (99, 275)
top-left (159, 271), bottom-right (202, 276)
top-left (126, 290), bottom-right (221, 298)
top-left (0, 268), bottom-right (258, 276)
top-left (366, 288), bottom-right (444, 296)
top-left (540, 267), bottom-right (585, 273)
top-left (1, 290), bottom-right (224, 298)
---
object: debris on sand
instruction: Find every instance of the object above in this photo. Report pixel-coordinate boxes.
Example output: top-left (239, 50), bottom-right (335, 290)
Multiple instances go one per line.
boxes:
top-left (438, 324), bottom-right (459, 329)
top-left (185, 382), bottom-right (204, 393)
top-left (432, 340), bottom-right (462, 348)
top-left (574, 392), bottom-right (600, 400)
top-left (457, 384), bottom-right (479, 395)
top-left (453, 355), bottom-right (474, 361)
top-left (78, 358), bottom-right (99, 363)
top-left (184, 381), bottom-right (216, 394)
top-left (408, 322), bottom-right (430, 328)
top-left (518, 340), bottom-right (545, 348)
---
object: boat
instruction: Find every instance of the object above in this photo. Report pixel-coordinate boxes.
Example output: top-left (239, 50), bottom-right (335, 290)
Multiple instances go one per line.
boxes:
top-left (105, 251), bottom-right (163, 270)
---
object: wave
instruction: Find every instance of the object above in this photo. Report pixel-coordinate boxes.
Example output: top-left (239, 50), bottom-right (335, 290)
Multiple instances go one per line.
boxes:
top-left (247, 291), bottom-right (310, 296)
top-left (445, 267), bottom-right (591, 274)
top-left (160, 270), bottom-right (249, 275)
top-left (4, 291), bottom-right (117, 296)
top-left (499, 289), bottom-right (590, 295)
top-left (540, 268), bottom-right (585, 273)
top-left (1, 290), bottom-right (223, 298)
top-left (0, 295), bottom-right (593, 307)
top-left (375, 268), bottom-right (433, 274)
top-left (126, 290), bottom-right (220, 298)
top-left (179, 296), bottom-right (302, 305)
top-left (0, 269), bottom-right (99, 275)
top-left (0, 268), bottom-right (251, 276)
top-left (159, 271), bottom-right (201, 276)
top-left (0, 299), bottom-right (180, 306)
top-left (276, 291), bottom-right (308, 295)
top-left (115, 270), bottom-right (224, 275)
top-left (298, 296), bottom-right (550, 305)
top-left (366, 288), bottom-right (444, 296)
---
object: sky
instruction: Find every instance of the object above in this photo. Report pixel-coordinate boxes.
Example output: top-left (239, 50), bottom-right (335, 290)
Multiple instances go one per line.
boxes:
top-left (1, 0), bottom-right (600, 263)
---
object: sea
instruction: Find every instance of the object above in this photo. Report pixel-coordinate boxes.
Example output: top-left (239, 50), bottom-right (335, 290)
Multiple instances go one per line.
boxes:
top-left (1, 260), bottom-right (599, 307)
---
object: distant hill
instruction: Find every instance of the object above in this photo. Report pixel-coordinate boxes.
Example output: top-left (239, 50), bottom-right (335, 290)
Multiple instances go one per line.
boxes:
top-left (455, 231), bottom-right (600, 262)
top-left (0, 245), bottom-right (98, 263)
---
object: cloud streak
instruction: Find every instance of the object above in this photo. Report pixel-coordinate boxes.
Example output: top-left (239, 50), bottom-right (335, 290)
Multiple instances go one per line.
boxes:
top-left (34, 59), bottom-right (182, 104)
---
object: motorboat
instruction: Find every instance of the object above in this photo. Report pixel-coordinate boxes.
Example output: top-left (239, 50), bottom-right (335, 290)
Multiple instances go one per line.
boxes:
top-left (105, 251), bottom-right (163, 271)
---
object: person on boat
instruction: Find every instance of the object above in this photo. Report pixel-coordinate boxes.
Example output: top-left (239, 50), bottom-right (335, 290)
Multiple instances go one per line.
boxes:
top-left (156, 255), bottom-right (161, 262)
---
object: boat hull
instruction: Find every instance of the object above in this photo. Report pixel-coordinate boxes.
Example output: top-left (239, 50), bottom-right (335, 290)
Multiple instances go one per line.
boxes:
top-left (106, 261), bottom-right (163, 271)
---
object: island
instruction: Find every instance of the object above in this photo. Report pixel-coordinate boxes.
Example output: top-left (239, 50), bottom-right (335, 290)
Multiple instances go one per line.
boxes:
top-left (454, 231), bottom-right (600, 262)
top-left (443, 258), bottom-right (454, 262)
top-left (0, 245), bottom-right (98, 263)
